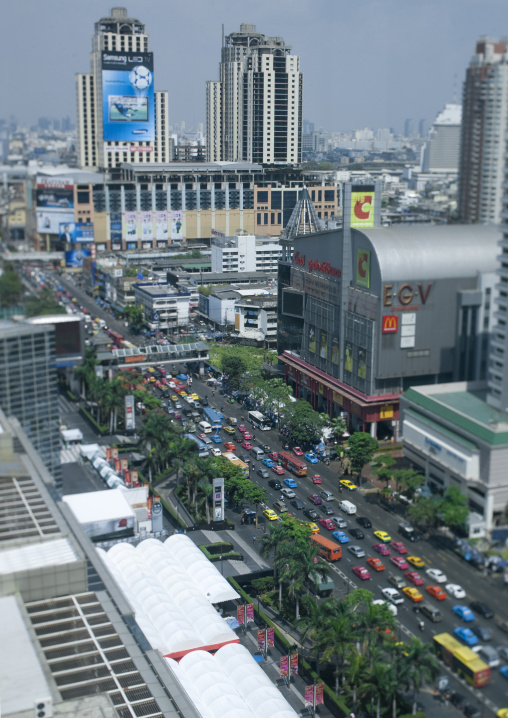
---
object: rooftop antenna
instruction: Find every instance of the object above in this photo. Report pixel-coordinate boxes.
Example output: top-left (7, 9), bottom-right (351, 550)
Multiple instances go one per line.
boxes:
top-left (222, 23), bottom-right (224, 50)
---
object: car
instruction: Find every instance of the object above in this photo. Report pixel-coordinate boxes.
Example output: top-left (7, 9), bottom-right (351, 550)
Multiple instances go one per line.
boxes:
top-left (308, 494), bottom-right (323, 505)
top-left (390, 556), bottom-right (409, 570)
top-left (283, 478), bottom-right (298, 489)
top-left (367, 557), bottom-right (385, 572)
top-left (353, 565), bottom-right (371, 580)
top-left (305, 452), bottom-right (319, 464)
top-left (406, 556), bottom-right (425, 568)
top-left (348, 545), bottom-right (366, 558)
top-left (390, 541), bottom-right (408, 555)
top-left (262, 458), bottom-right (276, 468)
top-left (238, 425), bottom-right (246, 432)
top-left (332, 531), bottom-right (349, 544)
top-left (472, 625), bottom-right (493, 642)
top-left (273, 500), bottom-right (288, 513)
top-left (454, 627), bottom-right (478, 647)
top-left (303, 508), bottom-right (319, 520)
top-left (223, 426), bottom-right (236, 434)
top-left (268, 479), bottom-right (282, 490)
top-left (242, 432), bottom-right (252, 441)
top-left (211, 434), bottom-right (222, 444)
top-left (174, 412), bottom-right (182, 419)
top-left (445, 583), bottom-right (466, 599)
top-left (425, 568), bottom-right (447, 583)
top-left (292, 446), bottom-right (304, 456)
top-left (498, 646), bottom-right (508, 662)
top-left (319, 490), bottom-right (335, 501)
top-left (257, 468), bottom-right (270, 479)
top-left (426, 585), bottom-right (447, 600)
top-left (319, 518), bottom-right (336, 531)
top-left (271, 465), bottom-right (285, 475)
top-left (402, 587), bottom-right (423, 602)
top-left (263, 508), bottom-right (278, 521)
top-left (224, 442), bottom-right (236, 451)
top-left (450, 693), bottom-right (469, 711)
top-left (175, 402), bottom-right (182, 409)
top-left (304, 522), bottom-right (320, 534)
top-left (171, 395), bottom-right (178, 402)
top-left (344, 524), bottom-right (364, 539)
top-left (291, 499), bottom-right (304, 510)
top-left (388, 574), bottom-right (407, 589)
top-left (281, 488), bottom-right (296, 499)
top-left (356, 516), bottom-right (372, 528)
top-left (373, 542), bottom-right (390, 556)
top-left (382, 587), bottom-right (405, 605)
top-left (496, 710), bottom-right (508, 718)
top-left (373, 530), bottom-right (391, 543)
top-left (267, 452), bottom-right (278, 461)
top-left (470, 601), bottom-right (494, 619)
top-left (241, 441), bottom-right (253, 450)
top-left (452, 605), bottom-right (475, 622)
top-left (197, 434), bottom-right (207, 441)
top-left (210, 447), bottom-right (222, 457)
top-left (189, 394), bottom-right (199, 401)
top-left (330, 516), bottom-right (348, 529)
top-left (240, 454), bottom-right (251, 465)
top-left (311, 474), bottom-right (322, 484)
top-left (320, 505), bottom-right (334, 515)
top-left (501, 666), bottom-right (508, 680)
top-left (340, 479), bottom-right (357, 491)
top-left (405, 571), bottom-right (424, 586)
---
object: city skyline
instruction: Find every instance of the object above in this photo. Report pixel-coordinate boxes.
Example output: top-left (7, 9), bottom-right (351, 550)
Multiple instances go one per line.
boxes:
top-left (1, 0), bottom-right (507, 133)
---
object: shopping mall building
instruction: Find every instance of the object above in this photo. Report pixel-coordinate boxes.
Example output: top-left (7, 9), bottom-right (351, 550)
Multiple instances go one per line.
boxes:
top-left (277, 182), bottom-right (501, 438)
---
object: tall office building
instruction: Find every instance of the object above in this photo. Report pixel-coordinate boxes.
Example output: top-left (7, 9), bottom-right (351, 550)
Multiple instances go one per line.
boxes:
top-left (76, 7), bottom-right (170, 169)
top-left (421, 104), bottom-right (462, 173)
top-left (206, 23), bottom-right (303, 165)
top-left (458, 38), bottom-right (508, 224)
top-left (0, 321), bottom-right (61, 489)
top-left (404, 118), bottom-right (414, 137)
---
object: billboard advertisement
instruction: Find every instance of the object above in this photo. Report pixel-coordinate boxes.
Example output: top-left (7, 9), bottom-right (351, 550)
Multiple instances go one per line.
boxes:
top-left (110, 212), bottom-right (122, 246)
top-left (344, 342), bottom-right (353, 373)
top-left (351, 190), bottom-right (375, 228)
top-left (156, 210), bottom-right (168, 241)
top-left (125, 212), bottom-right (138, 241)
top-left (101, 51), bottom-right (154, 141)
top-left (141, 211), bottom-right (153, 241)
top-left (125, 394), bottom-right (135, 431)
top-left (356, 249), bottom-right (371, 288)
top-left (213, 477), bottom-right (225, 521)
top-left (36, 186), bottom-right (74, 210)
top-left (171, 210), bottom-right (183, 240)
top-left (308, 326), bottom-right (316, 354)
top-left (37, 210), bottom-right (74, 234)
top-left (64, 250), bottom-right (91, 268)
top-left (58, 222), bottom-right (94, 244)
top-left (319, 330), bottom-right (327, 360)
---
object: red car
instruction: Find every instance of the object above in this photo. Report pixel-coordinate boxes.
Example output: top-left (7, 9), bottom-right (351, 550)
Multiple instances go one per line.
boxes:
top-left (405, 571), bottom-right (425, 586)
top-left (271, 465), bottom-right (285, 475)
top-left (311, 474), bottom-right (322, 484)
top-left (353, 566), bottom-right (371, 581)
top-left (366, 557), bottom-right (385, 572)
top-left (372, 543), bottom-right (391, 556)
top-left (268, 452), bottom-right (278, 461)
top-left (238, 425), bottom-right (246, 433)
top-left (390, 541), bottom-right (408, 555)
top-left (242, 432), bottom-right (252, 440)
top-left (307, 494), bottom-right (323, 505)
top-left (198, 434), bottom-right (207, 440)
top-left (390, 556), bottom-right (409, 570)
top-left (426, 585), bottom-right (447, 601)
top-left (292, 446), bottom-right (304, 456)
top-left (319, 518), bottom-right (336, 531)
top-left (224, 442), bottom-right (236, 451)
top-left (241, 441), bottom-right (253, 450)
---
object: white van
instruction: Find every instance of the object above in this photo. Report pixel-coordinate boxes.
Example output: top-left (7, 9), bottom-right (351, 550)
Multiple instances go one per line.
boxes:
top-left (338, 500), bottom-right (357, 515)
top-left (198, 420), bottom-right (212, 434)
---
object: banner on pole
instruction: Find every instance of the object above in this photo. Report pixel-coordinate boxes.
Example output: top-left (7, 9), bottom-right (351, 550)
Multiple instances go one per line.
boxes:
top-left (279, 656), bottom-right (289, 677)
top-left (246, 604), bottom-right (254, 623)
top-left (257, 630), bottom-right (265, 651)
top-left (237, 605), bottom-right (245, 625)
top-left (290, 653), bottom-right (299, 675)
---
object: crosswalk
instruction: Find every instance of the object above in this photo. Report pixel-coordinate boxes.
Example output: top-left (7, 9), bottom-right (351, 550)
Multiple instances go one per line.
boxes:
top-left (58, 394), bottom-right (76, 415)
top-left (60, 444), bottom-right (82, 465)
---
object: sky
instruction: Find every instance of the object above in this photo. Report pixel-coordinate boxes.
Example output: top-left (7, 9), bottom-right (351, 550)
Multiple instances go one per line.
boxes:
top-left (1, 0), bottom-right (508, 133)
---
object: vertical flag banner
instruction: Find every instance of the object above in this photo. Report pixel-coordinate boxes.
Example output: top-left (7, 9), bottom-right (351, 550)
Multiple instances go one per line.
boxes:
top-left (290, 653), bottom-right (299, 675)
top-left (237, 605), bottom-right (245, 625)
top-left (315, 683), bottom-right (324, 705)
top-left (267, 627), bottom-right (275, 647)
top-left (356, 248), bottom-right (371, 288)
top-left (246, 604), bottom-right (254, 623)
top-left (106, 447), bottom-right (112, 461)
top-left (304, 685), bottom-right (314, 705)
top-left (112, 447), bottom-right (119, 460)
top-left (279, 656), bottom-right (289, 677)
top-left (257, 630), bottom-right (266, 651)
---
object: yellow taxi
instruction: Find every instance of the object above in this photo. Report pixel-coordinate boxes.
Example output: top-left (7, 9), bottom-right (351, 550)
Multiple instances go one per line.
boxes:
top-left (263, 508), bottom-right (278, 521)
top-left (179, 390), bottom-right (187, 397)
top-left (223, 426), bottom-right (236, 434)
top-left (373, 530), bottom-right (391, 543)
top-left (497, 710), bottom-right (508, 718)
top-left (189, 393), bottom-right (200, 401)
top-left (339, 479), bottom-right (357, 491)
top-left (303, 521), bottom-right (320, 534)
top-left (149, 376), bottom-right (156, 383)
top-left (407, 556), bottom-right (425, 568)
top-left (402, 587), bottom-right (423, 602)
top-left (171, 395), bottom-right (179, 402)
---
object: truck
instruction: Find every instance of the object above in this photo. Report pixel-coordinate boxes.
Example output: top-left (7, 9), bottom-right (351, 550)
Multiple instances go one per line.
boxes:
top-left (203, 407), bottom-right (222, 430)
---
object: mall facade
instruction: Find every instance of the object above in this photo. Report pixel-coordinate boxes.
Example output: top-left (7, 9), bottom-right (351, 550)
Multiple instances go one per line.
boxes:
top-left (277, 182), bottom-right (501, 438)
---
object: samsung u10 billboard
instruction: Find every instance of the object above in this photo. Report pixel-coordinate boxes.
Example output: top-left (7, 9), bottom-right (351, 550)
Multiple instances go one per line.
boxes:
top-left (102, 51), bottom-right (154, 142)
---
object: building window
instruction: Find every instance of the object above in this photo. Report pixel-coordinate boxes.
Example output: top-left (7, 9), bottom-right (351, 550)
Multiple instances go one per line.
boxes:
top-left (264, 213), bottom-right (268, 225)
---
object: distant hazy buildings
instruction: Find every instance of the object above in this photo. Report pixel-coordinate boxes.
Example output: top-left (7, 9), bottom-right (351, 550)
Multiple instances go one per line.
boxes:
top-left (458, 37), bottom-right (508, 224)
top-left (206, 23), bottom-right (302, 164)
top-left (421, 104), bottom-right (462, 173)
top-left (76, 7), bottom-right (170, 169)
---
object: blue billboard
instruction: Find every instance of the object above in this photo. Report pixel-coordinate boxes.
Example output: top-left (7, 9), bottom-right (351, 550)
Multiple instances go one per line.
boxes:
top-left (59, 222), bottom-right (94, 244)
top-left (102, 51), bottom-right (154, 142)
top-left (65, 250), bottom-right (91, 268)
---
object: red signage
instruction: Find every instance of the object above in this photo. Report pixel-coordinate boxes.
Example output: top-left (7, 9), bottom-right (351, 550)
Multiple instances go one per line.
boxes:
top-left (246, 604), bottom-right (254, 623)
top-left (257, 630), bottom-right (266, 651)
top-left (112, 447), bottom-right (119, 460)
top-left (294, 251), bottom-right (341, 277)
top-left (382, 315), bottom-right (399, 334)
top-left (121, 458), bottom-right (128, 471)
top-left (114, 459), bottom-right (121, 472)
top-left (290, 653), bottom-right (299, 675)
top-left (131, 469), bottom-right (139, 486)
top-left (237, 605), bottom-right (245, 625)
top-left (267, 627), bottom-right (274, 647)
top-left (106, 447), bottom-right (112, 461)
top-left (294, 251), bottom-right (305, 266)
top-left (280, 656), bottom-right (289, 677)
top-left (124, 470), bottom-right (131, 486)
top-left (315, 683), bottom-right (324, 705)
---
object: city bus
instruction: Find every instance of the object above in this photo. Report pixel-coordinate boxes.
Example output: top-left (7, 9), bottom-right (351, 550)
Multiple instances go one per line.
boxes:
top-left (277, 450), bottom-right (308, 477)
top-left (222, 452), bottom-right (250, 478)
top-left (310, 534), bottom-right (342, 562)
top-left (433, 633), bottom-right (490, 688)
top-left (248, 410), bottom-right (271, 431)
top-left (184, 433), bottom-right (210, 458)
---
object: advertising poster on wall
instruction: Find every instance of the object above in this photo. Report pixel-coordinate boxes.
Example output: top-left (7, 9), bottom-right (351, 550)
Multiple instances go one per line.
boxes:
top-left (64, 250), bottom-right (91, 268)
top-left (141, 211), bottom-right (153, 241)
top-left (320, 330), bottom-right (328, 360)
top-left (358, 348), bottom-right (367, 379)
top-left (344, 342), bottom-right (353, 373)
top-left (170, 210), bottom-right (183, 240)
top-left (350, 189), bottom-right (375, 228)
top-left (125, 212), bottom-right (138, 241)
top-left (156, 210), bottom-right (168, 241)
top-left (58, 222), bottom-right (94, 244)
top-left (309, 326), bottom-right (316, 354)
top-left (356, 249), bottom-right (371, 288)
top-left (37, 210), bottom-right (74, 235)
top-left (332, 336), bottom-right (339, 365)
top-left (110, 212), bottom-right (122, 247)
top-left (101, 51), bottom-right (154, 142)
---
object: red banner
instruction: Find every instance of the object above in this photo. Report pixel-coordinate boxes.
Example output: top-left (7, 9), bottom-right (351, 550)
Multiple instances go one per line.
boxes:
top-left (124, 470), bottom-right (131, 486)
top-left (147, 495), bottom-right (153, 517)
top-left (131, 469), bottom-right (139, 485)
top-left (315, 683), bottom-right (324, 705)
top-left (237, 605), bottom-right (245, 625)
top-left (121, 458), bottom-right (128, 471)
top-left (304, 685), bottom-right (314, 705)
top-left (267, 627), bottom-right (274, 648)
top-left (112, 447), bottom-right (119, 459)
top-left (246, 604), bottom-right (254, 623)
top-left (290, 653), bottom-right (299, 675)
top-left (114, 459), bottom-right (121, 472)
top-left (106, 447), bottom-right (112, 461)
top-left (279, 655), bottom-right (289, 677)
top-left (257, 629), bottom-right (265, 651)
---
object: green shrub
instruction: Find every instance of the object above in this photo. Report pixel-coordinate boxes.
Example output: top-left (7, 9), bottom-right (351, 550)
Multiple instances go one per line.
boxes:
top-left (79, 406), bottom-right (108, 435)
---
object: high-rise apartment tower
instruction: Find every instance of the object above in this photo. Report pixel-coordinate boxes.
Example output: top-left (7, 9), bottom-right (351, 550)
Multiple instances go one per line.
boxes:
top-left (76, 7), bottom-right (170, 169)
top-left (206, 23), bottom-right (303, 164)
top-left (458, 38), bottom-right (508, 224)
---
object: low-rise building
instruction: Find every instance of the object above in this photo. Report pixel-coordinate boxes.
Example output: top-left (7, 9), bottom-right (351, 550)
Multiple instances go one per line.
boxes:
top-left (234, 295), bottom-right (278, 347)
top-left (133, 282), bottom-right (191, 333)
top-left (211, 233), bottom-right (281, 273)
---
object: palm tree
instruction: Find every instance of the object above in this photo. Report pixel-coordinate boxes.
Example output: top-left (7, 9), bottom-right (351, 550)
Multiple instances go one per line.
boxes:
top-left (362, 648), bottom-right (391, 718)
top-left (284, 542), bottom-right (327, 620)
top-left (344, 650), bottom-right (369, 710)
top-left (403, 638), bottom-right (439, 714)
top-left (74, 348), bottom-right (97, 399)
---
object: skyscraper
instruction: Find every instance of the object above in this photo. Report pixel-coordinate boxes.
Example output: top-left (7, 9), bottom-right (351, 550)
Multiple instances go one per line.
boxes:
top-left (206, 23), bottom-right (303, 165)
top-left (458, 37), bottom-right (508, 224)
top-left (76, 7), bottom-right (170, 170)
top-left (421, 104), bottom-right (462, 173)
